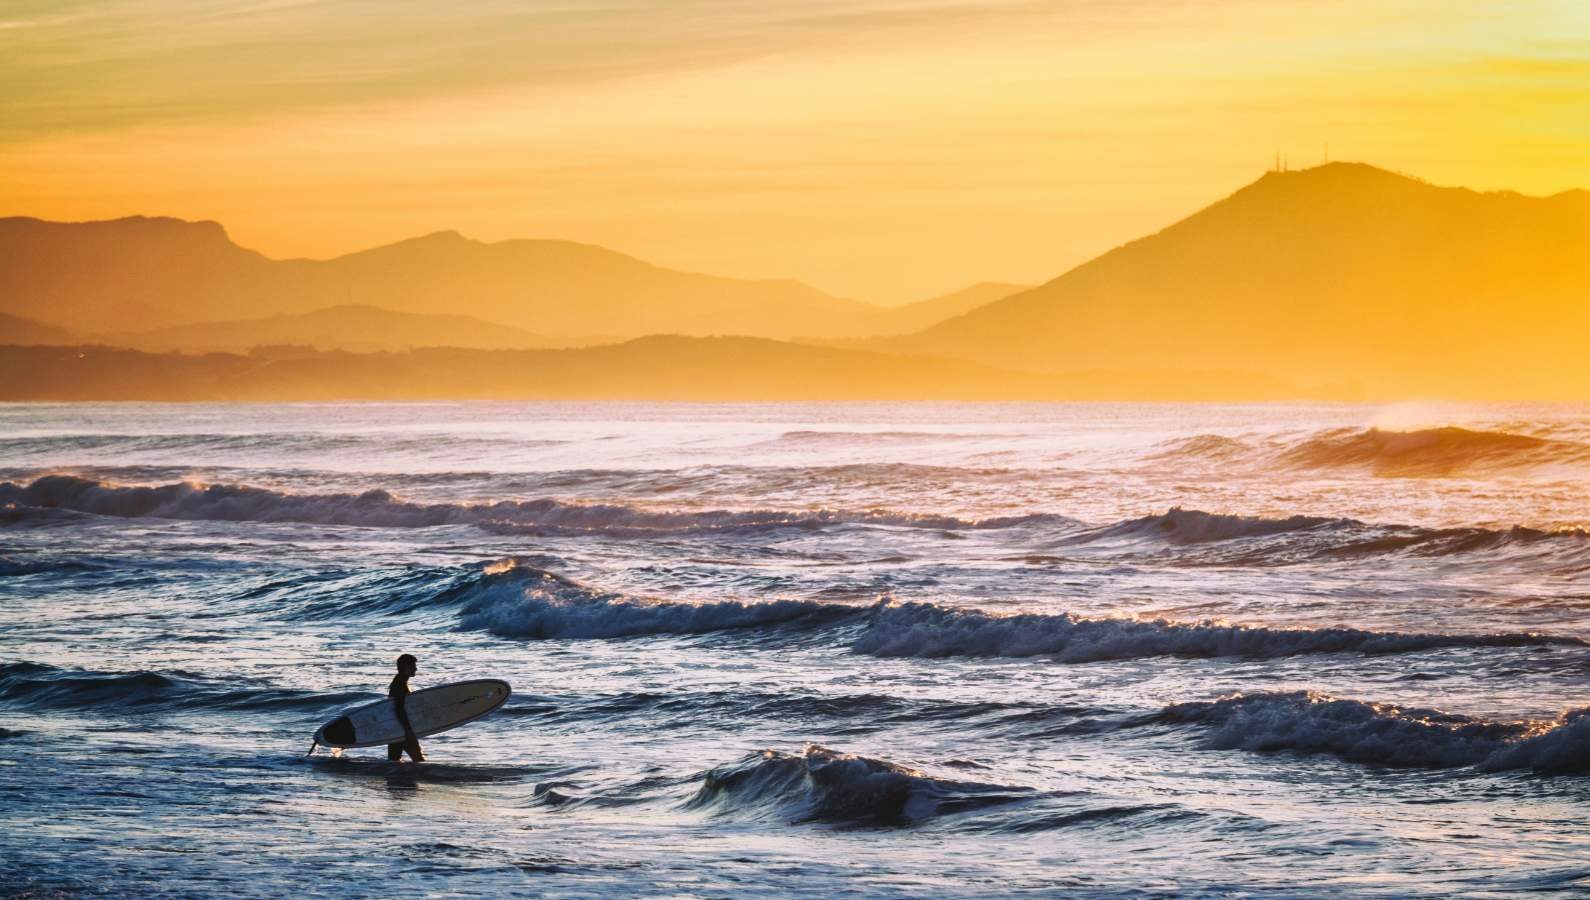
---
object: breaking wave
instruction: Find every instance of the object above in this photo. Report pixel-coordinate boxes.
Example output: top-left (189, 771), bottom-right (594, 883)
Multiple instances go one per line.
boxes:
top-left (0, 475), bottom-right (1062, 536)
top-left (455, 564), bottom-right (1581, 661)
top-left (1144, 426), bottom-right (1590, 476)
top-left (851, 601), bottom-right (1579, 661)
top-left (10, 476), bottom-right (1585, 573)
top-left (683, 745), bottom-right (1033, 825)
top-left (1162, 690), bottom-right (1590, 773)
top-left (455, 564), bottom-right (858, 639)
top-left (1058, 507), bottom-right (1589, 567)
top-left (1277, 426), bottom-right (1590, 475)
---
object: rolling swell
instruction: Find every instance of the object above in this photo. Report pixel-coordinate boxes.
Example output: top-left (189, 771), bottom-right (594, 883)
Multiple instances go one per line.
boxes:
top-left (0, 661), bottom-right (374, 714)
top-left (1162, 690), bottom-right (1590, 773)
top-left (453, 566), bottom-right (1581, 661)
top-left (1069, 507), bottom-right (1348, 545)
top-left (683, 745), bottom-right (1034, 825)
top-left (0, 475), bottom-right (1062, 536)
top-left (0, 555), bottom-right (108, 577)
top-left (767, 430), bottom-right (999, 445)
top-left (0, 505), bottom-right (91, 528)
top-left (499, 685), bottom-right (1099, 737)
top-left (9, 476), bottom-right (1584, 570)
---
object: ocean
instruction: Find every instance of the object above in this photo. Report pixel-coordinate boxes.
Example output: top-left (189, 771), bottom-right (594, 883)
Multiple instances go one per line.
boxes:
top-left (1, 401), bottom-right (1586, 897)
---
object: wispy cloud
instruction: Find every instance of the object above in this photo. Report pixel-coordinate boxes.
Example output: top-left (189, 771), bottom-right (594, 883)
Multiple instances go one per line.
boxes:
top-left (0, 0), bottom-right (1237, 138)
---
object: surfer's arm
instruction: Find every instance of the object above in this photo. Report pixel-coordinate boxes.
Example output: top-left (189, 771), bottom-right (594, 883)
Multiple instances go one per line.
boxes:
top-left (391, 684), bottom-right (416, 737)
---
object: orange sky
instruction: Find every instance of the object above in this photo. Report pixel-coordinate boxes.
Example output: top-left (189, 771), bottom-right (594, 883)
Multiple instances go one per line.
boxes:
top-left (2, 0), bottom-right (1587, 302)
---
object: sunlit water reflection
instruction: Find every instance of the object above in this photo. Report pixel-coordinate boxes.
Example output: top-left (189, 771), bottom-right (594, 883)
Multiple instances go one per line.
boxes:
top-left (2, 402), bottom-right (1587, 896)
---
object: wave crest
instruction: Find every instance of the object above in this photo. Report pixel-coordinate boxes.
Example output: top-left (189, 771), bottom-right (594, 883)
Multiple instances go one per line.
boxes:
top-left (852, 601), bottom-right (1578, 661)
top-left (455, 564), bottom-right (858, 639)
top-left (449, 570), bottom-right (1582, 662)
top-left (1278, 426), bottom-right (1589, 474)
top-left (683, 745), bottom-right (1032, 825)
top-left (1057, 507), bottom-right (1588, 568)
top-left (0, 475), bottom-right (1064, 536)
top-left (1071, 507), bottom-right (1346, 545)
top-left (1161, 690), bottom-right (1590, 773)
top-left (1146, 434), bottom-right (1256, 462)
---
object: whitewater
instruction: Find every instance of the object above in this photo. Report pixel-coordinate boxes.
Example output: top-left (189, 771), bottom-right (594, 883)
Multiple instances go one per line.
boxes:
top-left (1, 401), bottom-right (1587, 897)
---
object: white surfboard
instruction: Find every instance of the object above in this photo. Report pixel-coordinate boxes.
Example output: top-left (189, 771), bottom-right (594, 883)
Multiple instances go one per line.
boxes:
top-left (314, 679), bottom-right (511, 748)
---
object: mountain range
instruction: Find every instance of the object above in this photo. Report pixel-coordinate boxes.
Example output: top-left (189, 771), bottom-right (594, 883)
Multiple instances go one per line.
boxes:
top-left (3, 162), bottom-right (1587, 399)
top-left (0, 216), bottom-right (1026, 342)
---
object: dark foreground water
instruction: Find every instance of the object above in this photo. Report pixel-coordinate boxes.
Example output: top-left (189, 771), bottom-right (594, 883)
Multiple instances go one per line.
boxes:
top-left (1, 402), bottom-right (1587, 897)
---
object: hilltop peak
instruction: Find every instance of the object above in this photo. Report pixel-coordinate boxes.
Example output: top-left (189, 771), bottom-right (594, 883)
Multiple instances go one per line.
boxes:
top-left (1240, 161), bottom-right (1435, 199)
top-left (115, 214), bottom-right (229, 231)
top-left (893, 162), bottom-right (1590, 399)
top-left (394, 229), bottom-right (476, 247)
top-left (0, 214), bottom-right (234, 242)
top-left (1240, 161), bottom-right (1581, 206)
top-left (1258, 160), bottom-right (1410, 181)
top-left (96, 215), bottom-right (237, 244)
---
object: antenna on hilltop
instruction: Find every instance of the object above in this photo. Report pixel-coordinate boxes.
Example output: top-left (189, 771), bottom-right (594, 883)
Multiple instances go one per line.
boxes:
top-left (1274, 150), bottom-right (1280, 172)
top-left (1324, 143), bottom-right (1329, 164)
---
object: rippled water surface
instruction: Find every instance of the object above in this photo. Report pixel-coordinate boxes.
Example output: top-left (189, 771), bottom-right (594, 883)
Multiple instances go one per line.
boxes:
top-left (2, 402), bottom-right (1588, 897)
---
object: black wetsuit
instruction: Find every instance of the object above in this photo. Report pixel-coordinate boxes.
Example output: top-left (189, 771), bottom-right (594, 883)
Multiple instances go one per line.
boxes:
top-left (387, 673), bottom-right (425, 762)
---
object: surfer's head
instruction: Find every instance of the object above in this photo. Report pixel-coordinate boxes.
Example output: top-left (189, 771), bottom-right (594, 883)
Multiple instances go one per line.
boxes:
top-left (396, 653), bottom-right (417, 676)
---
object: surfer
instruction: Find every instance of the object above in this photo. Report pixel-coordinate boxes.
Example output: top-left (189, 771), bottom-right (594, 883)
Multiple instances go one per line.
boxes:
top-left (388, 653), bottom-right (425, 762)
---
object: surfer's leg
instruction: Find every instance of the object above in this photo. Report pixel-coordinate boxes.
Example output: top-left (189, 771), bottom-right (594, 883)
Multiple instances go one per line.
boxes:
top-left (405, 737), bottom-right (425, 762)
top-left (387, 741), bottom-right (403, 762)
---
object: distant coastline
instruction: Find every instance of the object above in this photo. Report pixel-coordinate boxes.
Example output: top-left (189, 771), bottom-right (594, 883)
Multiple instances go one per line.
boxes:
top-left (0, 339), bottom-right (1336, 402)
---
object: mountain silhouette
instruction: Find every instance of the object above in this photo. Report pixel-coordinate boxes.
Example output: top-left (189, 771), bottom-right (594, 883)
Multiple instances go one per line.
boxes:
top-left (887, 163), bottom-right (1590, 398)
top-left (866, 282), bottom-right (1031, 335)
top-left (0, 216), bottom-right (268, 332)
top-left (0, 217), bottom-right (874, 339)
top-left (8, 163), bottom-right (1586, 399)
top-left (0, 313), bottom-right (78, 346)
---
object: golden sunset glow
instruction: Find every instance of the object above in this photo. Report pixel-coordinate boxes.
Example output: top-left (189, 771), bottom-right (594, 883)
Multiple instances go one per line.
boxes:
top-left (3, 0), bottom-right (1587, 301)
top-left (6, 5), bottom-right (1590, 889)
